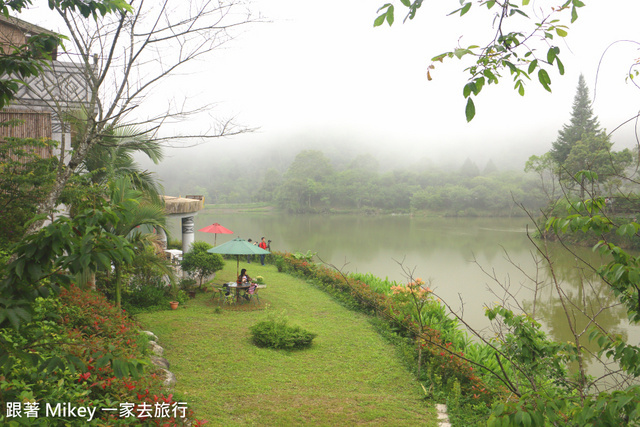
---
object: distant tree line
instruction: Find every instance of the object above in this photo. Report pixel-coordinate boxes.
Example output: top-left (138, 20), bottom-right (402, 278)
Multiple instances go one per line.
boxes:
top-left (160, 75), bottom-right (636, 217)
top-left (254, 150), bottom-right (545, 215)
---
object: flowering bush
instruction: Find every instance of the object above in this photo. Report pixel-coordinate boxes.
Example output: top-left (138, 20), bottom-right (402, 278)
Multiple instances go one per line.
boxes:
top-left (0, 286), bottom-right (203, 426)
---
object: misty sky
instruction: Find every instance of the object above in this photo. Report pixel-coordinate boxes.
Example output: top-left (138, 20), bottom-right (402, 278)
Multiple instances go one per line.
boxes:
top-left (21, 1), bottom-right (640, 170)
top-left (175, 0), bottom-right (640, 169)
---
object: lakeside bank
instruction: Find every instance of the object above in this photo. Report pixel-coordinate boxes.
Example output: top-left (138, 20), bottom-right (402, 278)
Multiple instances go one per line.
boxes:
top-left (137, 261), bottom-right (439, 426)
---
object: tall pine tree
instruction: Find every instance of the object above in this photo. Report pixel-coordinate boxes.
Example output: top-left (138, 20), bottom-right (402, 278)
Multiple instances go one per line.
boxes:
top-left (550, 74), bottom-right (603, 166)
top-left (547, 74), bottom-right (632, 197)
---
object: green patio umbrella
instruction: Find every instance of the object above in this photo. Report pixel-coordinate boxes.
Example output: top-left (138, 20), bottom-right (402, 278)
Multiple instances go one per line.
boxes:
top-left (207, 237), bottom-right (270, 276)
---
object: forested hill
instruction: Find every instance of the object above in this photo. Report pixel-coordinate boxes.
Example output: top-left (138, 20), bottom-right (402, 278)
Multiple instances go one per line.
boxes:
top-left (153, 147), bottom-right (547, 216)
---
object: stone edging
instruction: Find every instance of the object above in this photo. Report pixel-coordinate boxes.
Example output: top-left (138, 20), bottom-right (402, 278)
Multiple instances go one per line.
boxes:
top-left (436, 403), bottom-right (451, 426)
top-left (140, 330), bottom-right (176, 389)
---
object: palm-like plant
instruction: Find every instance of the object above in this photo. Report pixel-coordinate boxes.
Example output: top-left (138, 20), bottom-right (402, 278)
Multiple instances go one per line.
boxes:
top-left (63, 110), bottom-right (171, 305)
top-left (107, 176), bottom-right (173, 307)
top-left (83, 124), bottom-right (165, 200)
top-left (67, 108), bottom-right (165, 200)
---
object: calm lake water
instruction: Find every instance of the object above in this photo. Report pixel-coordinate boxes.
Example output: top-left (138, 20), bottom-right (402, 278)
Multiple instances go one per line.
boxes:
top-left (169, 212), bottom-right (640, 379)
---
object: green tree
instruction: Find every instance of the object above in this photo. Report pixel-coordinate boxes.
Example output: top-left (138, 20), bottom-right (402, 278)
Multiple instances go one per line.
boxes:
top-left (550, 74), bottom-right (603, 166)
top-left (541, 76), bottom-right (633, 197)
top-left (285, 150), bottom-right (333, 182)
top-left (525, 152), bottom-right (561, 205)
top-left (257, 168), bottom-right (282, 203)
top-left (482, 159), bottom-right (498, 175)
top-left (0, 201), bottom-right (135, 330)
top-left (276, 150), bottom-right (334, 212)
top-left (181, 241), bottom-right (225, 289)
top-left (563, 133), bottom-right (633, 197)
top-left (459, 158), bottom-right (480, 178)
top-left (105, 176), bottom-right (169, 307)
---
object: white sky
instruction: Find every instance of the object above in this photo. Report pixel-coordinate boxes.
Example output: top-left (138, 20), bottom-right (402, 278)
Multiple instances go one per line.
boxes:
top-left (187, 0), bottom-right (640, 167)
top-left (20, 1), bottom-right (640, 169)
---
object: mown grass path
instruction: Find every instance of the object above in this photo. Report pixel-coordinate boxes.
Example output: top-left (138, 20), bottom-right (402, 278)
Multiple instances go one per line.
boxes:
top-left (138, 262), bottom-right (436, 426)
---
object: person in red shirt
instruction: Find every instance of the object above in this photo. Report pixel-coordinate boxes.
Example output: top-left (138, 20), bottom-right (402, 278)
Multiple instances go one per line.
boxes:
top-left (258, 237), bottom-right (268, 265)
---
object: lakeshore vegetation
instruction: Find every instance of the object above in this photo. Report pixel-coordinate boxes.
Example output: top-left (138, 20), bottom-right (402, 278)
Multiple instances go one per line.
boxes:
top-left (1, 3), bottom-right (640, 427)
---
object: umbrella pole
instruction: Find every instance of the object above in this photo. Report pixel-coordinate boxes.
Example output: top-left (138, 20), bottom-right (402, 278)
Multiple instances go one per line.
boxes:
top-left (236, 256), bottom-right (239, 277)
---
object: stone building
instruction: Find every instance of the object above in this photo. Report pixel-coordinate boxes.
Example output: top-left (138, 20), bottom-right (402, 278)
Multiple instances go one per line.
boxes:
top-left (0, 15), bottom-right (94, 161)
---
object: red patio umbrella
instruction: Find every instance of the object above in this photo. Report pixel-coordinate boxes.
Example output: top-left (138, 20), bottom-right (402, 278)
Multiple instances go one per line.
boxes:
top-left (198, 223), bottom-right (233, 246)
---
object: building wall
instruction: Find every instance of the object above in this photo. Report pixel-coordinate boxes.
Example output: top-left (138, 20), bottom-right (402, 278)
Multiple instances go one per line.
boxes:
top-left (0, 15), bottom-right (58, 59)
top-left (0, 108), bottom-right (53, 160)
top-left (1, 16), bottom-right (88, 163)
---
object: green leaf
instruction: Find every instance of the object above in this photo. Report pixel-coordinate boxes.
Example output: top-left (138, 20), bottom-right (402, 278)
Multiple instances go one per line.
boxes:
top-left (400, 0), bottom-right (411, 6)
top-left (432, 53), bottom-right (448, 62)
top-left (463, 82), bottom-right (474, 98)
top-left (547, 46), bottom-right (559, 64)
top-left (95, 354), bottom-right (111, 369)
top-left (556, 28), bottom-right (568, 37)
top-left (510, 8), bottom-right (528, 18)
top-left (386, 5), bottom-right (395, 25)
top-left (373, 14), bottom-right (386, 27)
top-left (538, 69), bottom-right (551, 92)
top-left (556, 57), bottom-right (565, 75)
top-left (460, 2), bottom-right (471, 16)
top-left (527, 59), bottom-right (538, 74)
top-left (483, 69), bottom-right (498, 84)
top-left (15, 258), bottom-right (25, 279)
top-left (465, 97), bottom-right (476, 122)
top-left (486, 1), bottom-right (495, 8)
top-left (454, 48), bottom-right (470, 59)
top-left (503, 60), bottom-right (517, 74)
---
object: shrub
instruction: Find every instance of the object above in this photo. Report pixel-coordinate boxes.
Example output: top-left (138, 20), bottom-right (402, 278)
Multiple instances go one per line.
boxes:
top-left (273, 254), bottom-right (285, 272)
top-left (0, 286), bottom-right (204, 425)
top-left (123, 276), bottom-right (173, 314)
top-left (250, 311), bottom-right (316, 350)
top-left (181, 241), bottom-right (224, 288)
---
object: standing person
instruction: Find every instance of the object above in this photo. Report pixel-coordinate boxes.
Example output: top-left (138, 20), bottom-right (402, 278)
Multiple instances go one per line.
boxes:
top-left (259, 237), bottom-right (268, 265)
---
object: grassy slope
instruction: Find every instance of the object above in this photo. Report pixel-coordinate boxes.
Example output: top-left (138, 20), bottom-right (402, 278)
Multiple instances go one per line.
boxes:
top-left (137, 262), bottom-right (437, 426)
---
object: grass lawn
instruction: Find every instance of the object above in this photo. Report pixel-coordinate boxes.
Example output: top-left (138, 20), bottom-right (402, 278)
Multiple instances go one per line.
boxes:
top-left (137, 261), bottom-right (437, 426)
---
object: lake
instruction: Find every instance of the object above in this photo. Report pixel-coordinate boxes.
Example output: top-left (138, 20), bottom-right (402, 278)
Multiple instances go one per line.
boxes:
top-left (168, 212), bottom-right (640, 380)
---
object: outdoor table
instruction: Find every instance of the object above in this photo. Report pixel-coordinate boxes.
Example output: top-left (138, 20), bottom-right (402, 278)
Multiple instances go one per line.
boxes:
top-left (227, 282), bottom-right (251, 304)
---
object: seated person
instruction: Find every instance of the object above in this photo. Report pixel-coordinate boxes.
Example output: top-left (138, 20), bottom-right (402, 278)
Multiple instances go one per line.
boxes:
top-left (237, 269), bottom-right (253, 300)
top-left (237, 268), bottom-right (251, 285)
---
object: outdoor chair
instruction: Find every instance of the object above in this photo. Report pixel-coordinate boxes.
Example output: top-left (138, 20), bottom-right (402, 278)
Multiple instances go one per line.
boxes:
top-left (212, 284), bottom-right (226, 304)
top-left (248, 284), bottom-right (260, 305)
top-left (221, 283), bottom-right (236, 305)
